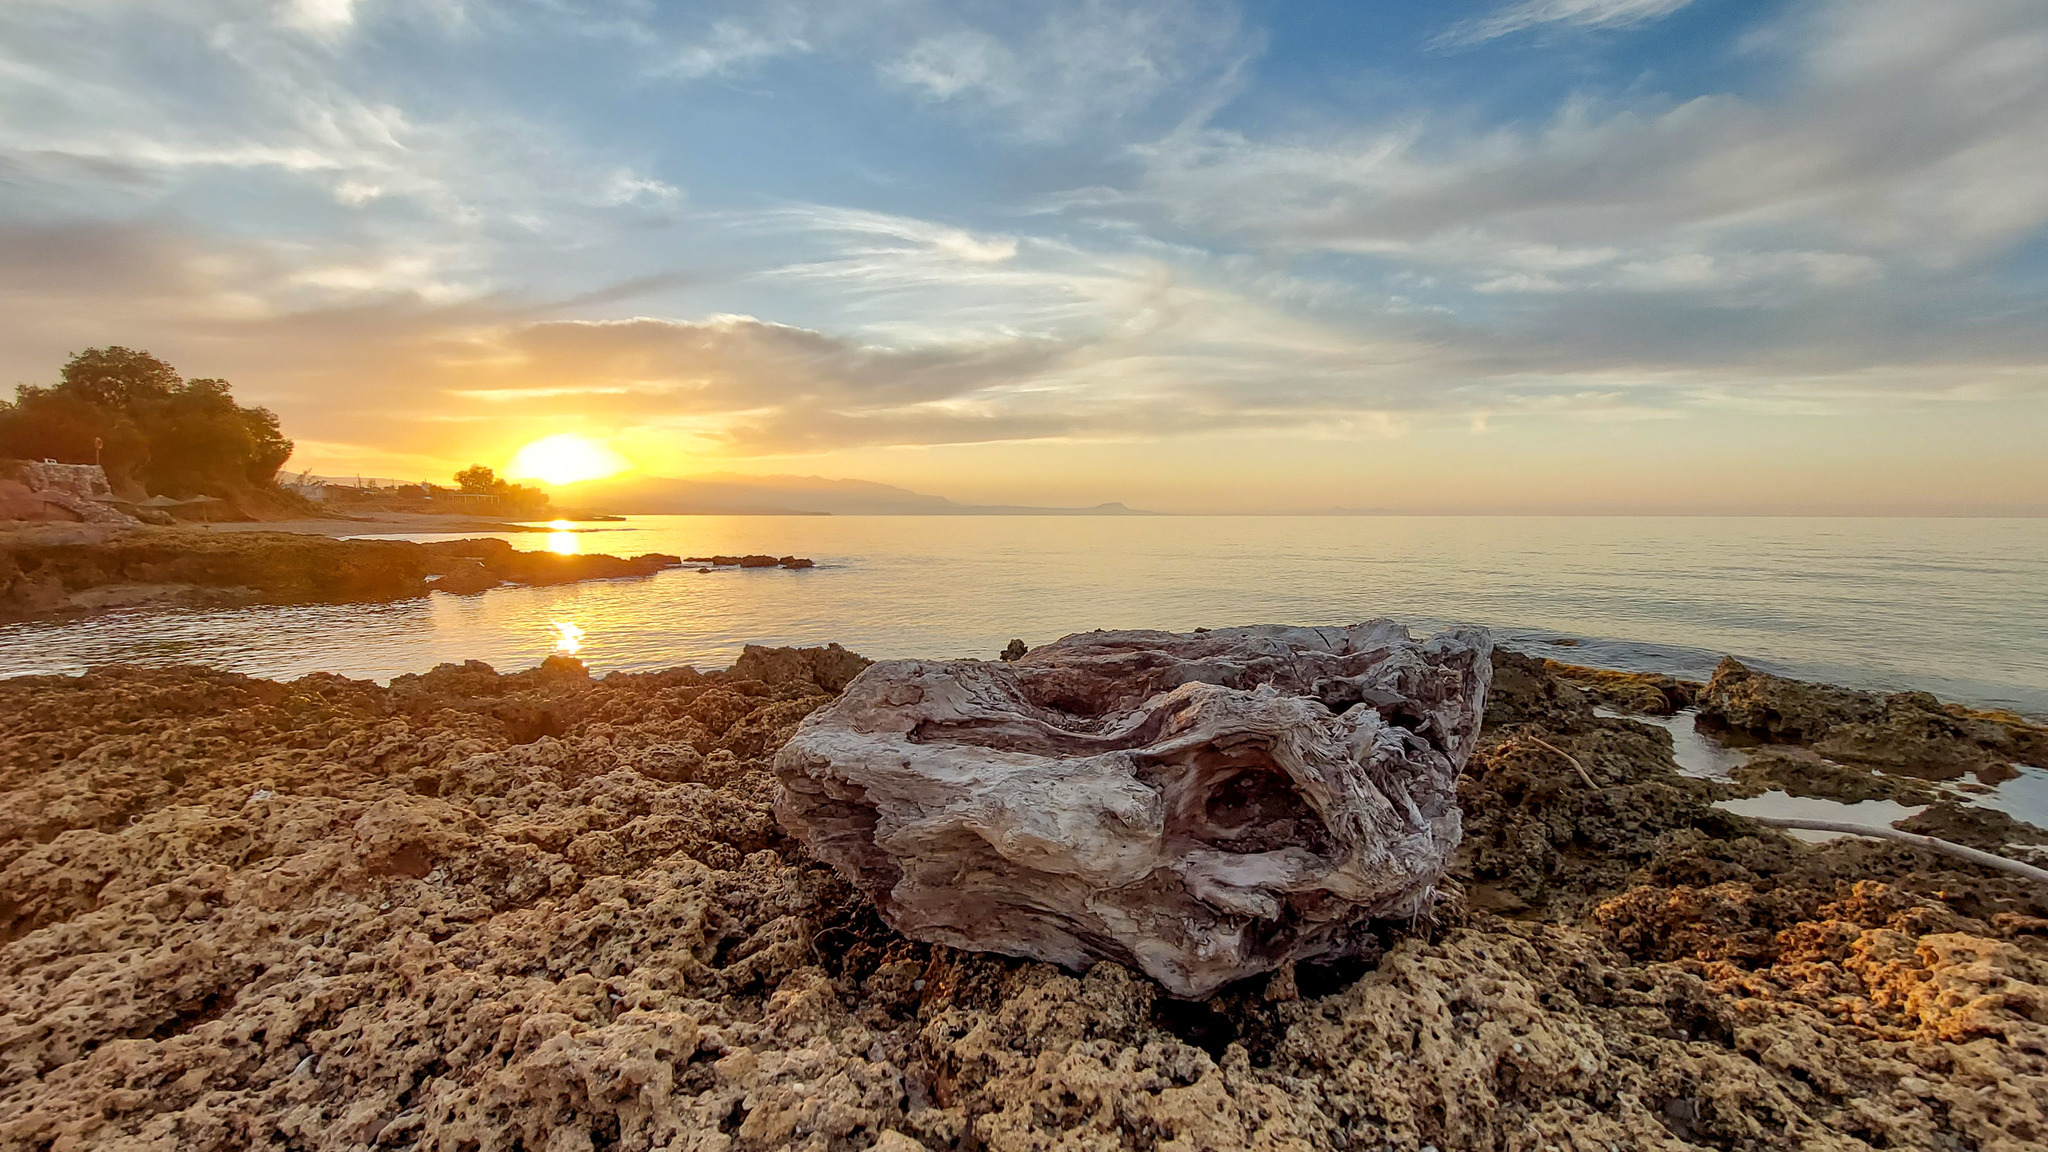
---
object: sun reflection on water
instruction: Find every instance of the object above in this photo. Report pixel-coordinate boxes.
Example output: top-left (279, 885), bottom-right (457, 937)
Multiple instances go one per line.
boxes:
top-left (546, 527), bottom-right (580, 555)
top-left (551, 621), bottom-right (585, 656)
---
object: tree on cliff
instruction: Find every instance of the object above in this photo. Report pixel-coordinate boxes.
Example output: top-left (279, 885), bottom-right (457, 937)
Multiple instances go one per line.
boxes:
top-left (0, 348), bottom-right (293, 498)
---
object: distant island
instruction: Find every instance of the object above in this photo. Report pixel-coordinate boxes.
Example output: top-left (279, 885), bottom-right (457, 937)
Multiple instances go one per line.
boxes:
top-left (554, 472), bottom-right (1156, 516)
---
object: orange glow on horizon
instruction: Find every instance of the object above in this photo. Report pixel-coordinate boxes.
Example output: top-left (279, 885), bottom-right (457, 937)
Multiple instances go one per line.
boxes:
top-left (505, 434), bottom-right (630, 486)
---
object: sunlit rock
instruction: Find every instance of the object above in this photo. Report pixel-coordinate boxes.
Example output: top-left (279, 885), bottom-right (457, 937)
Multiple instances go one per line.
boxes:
top-left (773, 622), bottom-right (1492, 998)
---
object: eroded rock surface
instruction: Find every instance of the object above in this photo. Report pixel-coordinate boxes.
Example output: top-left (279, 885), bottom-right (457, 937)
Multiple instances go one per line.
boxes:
top-left (1700, 657), bottom-right (1883, 741)
top-left (1701, 658), bottom-right (2047, 784)
top-left (3, 650), bottom-right (2048, 1151)
top-left (0, 528), bottom-right (684, 620)
top-left (775, 623), bottom-right (1492, 998)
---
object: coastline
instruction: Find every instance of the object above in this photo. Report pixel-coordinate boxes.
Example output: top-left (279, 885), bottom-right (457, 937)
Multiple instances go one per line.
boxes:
top-left (0, 521), bottom-right (684, 621)
top-left (1, 645), bottom-right (2043, 1149)
top-left (203, 513), bottom-right (575, 537)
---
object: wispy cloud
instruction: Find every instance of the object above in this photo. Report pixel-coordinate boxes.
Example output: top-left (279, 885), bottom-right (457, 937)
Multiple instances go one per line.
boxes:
top-left (877, 0), bottom-right (1248, 140)
top-left (1111, 0), bottom-right (2048, 301)
top-left (596, 0), bottom-right (1250, 142)
top-left (0, 0), bottom-right (690, 310)
top-left (1438, 0), bottom-right (1695, 46)
top-left (0, 0), bottom-right (2041, 506)
top-left (281, 0), bottom-right (360, 37)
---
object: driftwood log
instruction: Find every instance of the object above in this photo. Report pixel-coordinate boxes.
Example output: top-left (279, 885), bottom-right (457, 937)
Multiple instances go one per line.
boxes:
top-left (773, 623), bottom-right (1493, 997)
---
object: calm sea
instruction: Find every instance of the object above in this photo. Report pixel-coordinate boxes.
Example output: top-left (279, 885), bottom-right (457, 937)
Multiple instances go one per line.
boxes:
top-left (2, 515), bottom-right (2044, 716)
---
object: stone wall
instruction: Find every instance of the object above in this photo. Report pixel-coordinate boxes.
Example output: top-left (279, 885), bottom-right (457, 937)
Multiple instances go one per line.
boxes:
top-left (0, 460), bottom-right (139, 524)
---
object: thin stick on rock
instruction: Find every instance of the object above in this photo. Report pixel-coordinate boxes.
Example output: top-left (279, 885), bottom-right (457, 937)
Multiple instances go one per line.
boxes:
top-left (1746, 815), bottom-right (2048, 885)
top-left (1522, 734), bottom-right (1599, 789)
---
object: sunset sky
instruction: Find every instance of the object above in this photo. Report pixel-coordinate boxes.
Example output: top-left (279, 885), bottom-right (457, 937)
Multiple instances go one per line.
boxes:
top-left (2, 0), bottom-right (2044, 513)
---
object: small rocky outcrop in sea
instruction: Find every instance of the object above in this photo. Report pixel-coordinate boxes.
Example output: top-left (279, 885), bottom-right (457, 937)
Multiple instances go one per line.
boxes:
top-left (773, 622), bottom-right (1494, 998)
top-left (684, 553), bottom-right (816, 569)
top-left (1700, 657), bottom-right (2045, 783)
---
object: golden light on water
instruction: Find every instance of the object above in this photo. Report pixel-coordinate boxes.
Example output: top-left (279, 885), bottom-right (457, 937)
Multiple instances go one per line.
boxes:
top-left (546, 528), bottom-right (580, 555)
top-left (551, 621), bottom-right (585, 656)
top-left (505, 434), bottom-right (630, 486)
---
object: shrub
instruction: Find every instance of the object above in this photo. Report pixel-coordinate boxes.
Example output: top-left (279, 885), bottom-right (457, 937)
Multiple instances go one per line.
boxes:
top-left (0, 347), bottom-right (293, 497)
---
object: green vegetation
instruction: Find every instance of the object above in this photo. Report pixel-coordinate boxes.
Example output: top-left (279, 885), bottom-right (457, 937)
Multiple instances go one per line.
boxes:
top-left (0, 347), bottom-right (292, 498)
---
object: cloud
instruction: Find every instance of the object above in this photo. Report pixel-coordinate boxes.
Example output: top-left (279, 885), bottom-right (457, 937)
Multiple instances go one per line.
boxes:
top-left (1438, 0), bottom-right (1695, 46)
top-left (876, 0), bottom-right (1249, 140)
top-left (0, 0), bottom-right (699, 315)
top-left (599, 0), bottom-right (1251, 142)
top-left (1, 201), bottom-right (2038, 477)
top-left (592, 169), bottom-right (685, 208)
top-left (757, 206), bottom-right (1020, 265)
top-left (282, 0), bottom-right (359, 36)
top-left (1105, 0), bottom-right (2048, 305)
top-left (0, 0), bottom-right (2041, 494)
top-left (657, 9), bottom-right (820, 79)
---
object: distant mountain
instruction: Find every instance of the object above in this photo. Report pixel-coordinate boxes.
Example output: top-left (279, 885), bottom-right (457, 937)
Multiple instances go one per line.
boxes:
top-left (555, 472), bottom-right (1156, 516)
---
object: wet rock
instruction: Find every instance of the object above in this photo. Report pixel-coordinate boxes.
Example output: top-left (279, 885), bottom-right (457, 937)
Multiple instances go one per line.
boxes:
top-left (1816, 692), bottom-right (2023, 784)
top-left (1000, 638), bottom-right (1027, 662)
top-left (0, 529), bottom-right (683, 620)
top-left (425, 557), bottom-right (498, 595)
top-left (1459, 671), bottom-right (1724, 916)
top-left (1893, 801), bottom-right (2048, 853)
top-left (727, 642), bottom-right (872, 693)
top-left (421, 539), bottom-right (679, 586)
top-left (1, 528), bottom-right (431, 619)
top-left (683, 553), bottom-right (816, 569)
top-left (774, 622), bottom-right (1493, 998)
top-left (1730, 746), bottom-right (1939, 804)
top-left (1699, 661), bottom-right (2036, 785)
top-left (1699, 657), bottom-right (1882, 741)
top-left (1544, 660), bottom-right (1700, 715)
top-left (1482, 649), bottom-right (1594, 730)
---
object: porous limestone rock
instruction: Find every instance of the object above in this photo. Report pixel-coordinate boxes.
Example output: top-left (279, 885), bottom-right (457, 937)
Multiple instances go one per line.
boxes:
top-left (773, 622), bottom-right (1493, 998)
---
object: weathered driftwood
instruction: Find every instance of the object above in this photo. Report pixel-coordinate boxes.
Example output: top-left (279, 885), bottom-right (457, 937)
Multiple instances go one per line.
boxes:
top-left (773, 623), bottom-right (1493, 998)
top-left (1746, 816), bottom-right (2048, 885)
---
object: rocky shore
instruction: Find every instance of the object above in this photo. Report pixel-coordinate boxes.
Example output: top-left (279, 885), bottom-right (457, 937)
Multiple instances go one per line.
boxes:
top-left (1, 646), bottom-right (2045, 1150)
top-left (0, 526), bottom-right (683, 620)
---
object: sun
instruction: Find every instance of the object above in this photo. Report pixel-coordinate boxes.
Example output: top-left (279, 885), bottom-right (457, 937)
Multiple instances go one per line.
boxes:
top-left (504, 434), bottom-right (630, 486)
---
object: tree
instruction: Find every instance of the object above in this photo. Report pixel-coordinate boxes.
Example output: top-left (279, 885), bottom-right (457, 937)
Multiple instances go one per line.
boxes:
top-left (59, 347), bottom-right (182, 409)
top-left (0, 385), bottom-right (146, 474)
top-left (455, 464), bottom-right (500, 494)
top-left (451, 464), bottom-right (550, 515)
top-left (0, 347), bottom-right (295, 498)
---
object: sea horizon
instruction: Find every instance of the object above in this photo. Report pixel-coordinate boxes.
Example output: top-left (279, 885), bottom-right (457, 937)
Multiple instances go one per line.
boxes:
top-left (8, 513), bottom-right (2044, 721)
